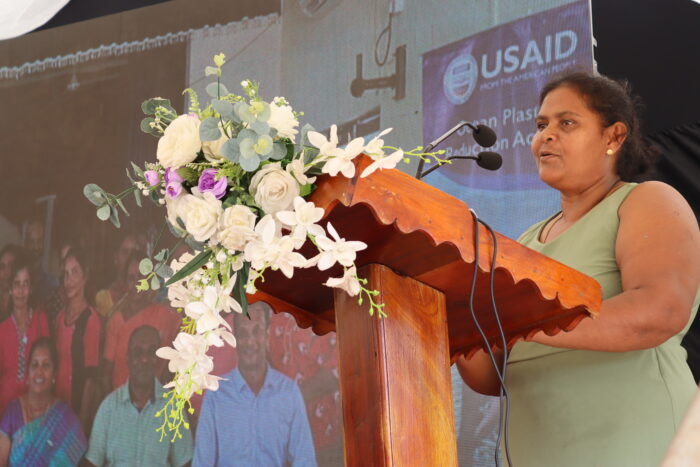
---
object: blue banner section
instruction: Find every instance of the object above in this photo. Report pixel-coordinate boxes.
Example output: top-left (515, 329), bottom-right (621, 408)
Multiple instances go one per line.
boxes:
top-left (422, 0), bottom-right (593, 193)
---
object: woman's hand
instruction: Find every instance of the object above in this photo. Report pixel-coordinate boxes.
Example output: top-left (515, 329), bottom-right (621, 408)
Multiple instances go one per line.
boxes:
top-left (532, 181), bottom-right (700, 351)
top-left (455, 348), bottom-right (505, 396)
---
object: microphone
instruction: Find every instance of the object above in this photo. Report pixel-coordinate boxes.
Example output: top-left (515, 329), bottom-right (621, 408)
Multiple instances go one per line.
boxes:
top-left (476, 151), bottom-right (502, 170)
top-left (472, 125), bottom-right (497, 148)
top-left (416, 121), bottom-right (502, 179)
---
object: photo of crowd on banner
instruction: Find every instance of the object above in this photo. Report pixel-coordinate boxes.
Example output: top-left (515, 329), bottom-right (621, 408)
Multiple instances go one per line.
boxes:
top-left (0, 218), bottom-right (340, 467)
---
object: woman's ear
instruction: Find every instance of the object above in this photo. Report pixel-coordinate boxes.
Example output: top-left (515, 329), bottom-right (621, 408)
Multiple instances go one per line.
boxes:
top-left (606, 121), bottom-right (628, 152)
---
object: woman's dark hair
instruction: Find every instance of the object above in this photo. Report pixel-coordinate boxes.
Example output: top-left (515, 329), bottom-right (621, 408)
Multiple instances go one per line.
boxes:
top-left (0, 243), bottom-right (20, 263)
top-left (539, 72), bottom-right (659, 182)
top-left (29, 336), bottom-right (59, 373)
top-left (8, 249), bottom-right (34, 311)
top-left (61, 245), bottom-right (94, 305)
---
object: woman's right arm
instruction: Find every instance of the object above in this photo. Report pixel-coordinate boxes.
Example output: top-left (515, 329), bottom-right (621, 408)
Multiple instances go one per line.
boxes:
top-left (455, 348), bottom-right (504, 397)
top-left (0, 432), bottom-right (10, 467)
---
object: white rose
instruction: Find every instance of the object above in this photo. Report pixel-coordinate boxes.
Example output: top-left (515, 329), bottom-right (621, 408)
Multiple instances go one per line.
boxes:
top-left (177, 189), bottom-right (223, 242)
top-left (249, 163), bottom-right (300, 214)
top-left (216, 205), bottom-right (257, 252)
top-left (202, 124), bottom-right (227, 164)
top-left (157, 114), bottom-right (202, 168)
top-left (267, 102), bottom-right (298, 142)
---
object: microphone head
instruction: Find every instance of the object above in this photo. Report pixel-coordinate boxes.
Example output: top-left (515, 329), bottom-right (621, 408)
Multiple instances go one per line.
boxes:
top-left (476, 151), bottom-right (503, 171)
top-left (472, 124), bottom-right (497, 148)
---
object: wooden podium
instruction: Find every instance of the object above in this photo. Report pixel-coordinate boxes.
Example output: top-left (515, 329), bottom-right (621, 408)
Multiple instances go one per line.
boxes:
top-left (250, 156), bottom-right (602, 466)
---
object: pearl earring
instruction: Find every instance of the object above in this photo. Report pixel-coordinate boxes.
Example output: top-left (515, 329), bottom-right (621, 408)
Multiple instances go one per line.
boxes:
top-left (606, 149), bottom-right (614, 156)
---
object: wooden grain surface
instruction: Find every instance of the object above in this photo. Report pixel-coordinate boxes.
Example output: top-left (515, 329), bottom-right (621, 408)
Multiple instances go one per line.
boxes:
top-left (334, 264), bottom-right (457, 467)
top-left (250, 155), bottom-right (602, 359)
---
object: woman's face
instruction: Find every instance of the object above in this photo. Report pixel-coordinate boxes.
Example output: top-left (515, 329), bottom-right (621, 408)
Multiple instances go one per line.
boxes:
top-left (10, 268), bottom-right (31, 311)
top-left (63, 255), bottom-right (86, 302)
top-left (531, 86), bottom-right (618, 191)
top-left (28, 346), bottom-right (54, 395)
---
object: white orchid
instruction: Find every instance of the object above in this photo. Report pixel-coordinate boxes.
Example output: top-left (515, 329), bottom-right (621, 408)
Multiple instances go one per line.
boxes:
top-left (243, 215), bottom-right (307, 278)
top-left (315, 222), bottom-right (367, 270)
top-left (363, 128), bottom-right (392, 158)
top-left (321, 136), bottom-right (365, 178)
top-left (156, 332), bottom-right (210, 375)
top-left (286, 157), bottom-right (316, 185)
top-left (276, 197), bottom-right (325, 248)
top-left (185, 285), bottom-right (232, 333)
top-left (325, 265), bottom-right (361, 296)
top-left (360, 149), bottom-right (404, 177)
top-left (205, 326), bottom-right (237, 348)
top-left (307, 124), bottom-right (344, 160)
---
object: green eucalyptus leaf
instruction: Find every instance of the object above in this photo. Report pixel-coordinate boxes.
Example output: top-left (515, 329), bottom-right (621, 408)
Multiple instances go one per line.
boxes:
top-left (212, 100), bottom-right (234, 119)
top-left (140, 117), bottom-right (156, 135)
top-left (130, 162), bottom-right (144, 178)
top-left (116, 198), bottom-right (129, 216)
top-left (109, 205), bottom-right (121, 228)
top-left (221, 138), bottom-right (240, 162)
top-left (270, 142), bottom-right (287, 161)
top-left (139, 258), bottom-right (154, 275)
top-left (154, 263), bottom-right (174, 279)
top-left (155, 249), bottom-right (168, 262)
top-left (83, 184), bottom-right (105, 206)
top-left (150, 275), bottom-right (161, 290)
top-left (142, 97), bottom-right (174, 115)
top-left (206, 82), bottom-right (229, 98)
top-left (96, 204), bottom-right (110, 221)
top-left (164, 250), bottom-right (213, 286)
top-left (200, 117), bottom-right (222, 142)
top-left (166, 219), bottom-right (187, 238)
top-left (134, 188), bottom-right (142, 207)
top-left (185, 236), bottom-right (205, 251)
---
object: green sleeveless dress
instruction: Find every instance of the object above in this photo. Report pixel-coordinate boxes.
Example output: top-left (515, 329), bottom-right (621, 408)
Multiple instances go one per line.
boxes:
top-left (506, 183), bottom-right (700, 467)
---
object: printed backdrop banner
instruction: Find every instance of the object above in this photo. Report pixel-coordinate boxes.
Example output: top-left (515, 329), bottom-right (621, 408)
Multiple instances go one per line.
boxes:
top-left (422, 0), bottom-right (593, 190)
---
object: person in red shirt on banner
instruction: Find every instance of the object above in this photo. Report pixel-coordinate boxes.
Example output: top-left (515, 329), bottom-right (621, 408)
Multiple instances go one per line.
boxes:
top-left (103, 254), bottom-right (180, 390)
top-left (53, 247), bottom-right (102, 434)
top-left (0, 252), bottom-right (49, 417)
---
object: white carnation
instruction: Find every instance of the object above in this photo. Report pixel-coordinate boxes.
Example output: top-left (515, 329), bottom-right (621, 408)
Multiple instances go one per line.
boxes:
top-left (156, 114), bottom-right (202, 168)
top-left (267, 101), bottom-right (299, 142)
top-left (249, 163), bottom-right (300, 214)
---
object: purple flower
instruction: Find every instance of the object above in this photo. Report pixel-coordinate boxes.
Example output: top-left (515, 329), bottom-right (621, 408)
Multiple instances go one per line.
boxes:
top-left (197, 168), bottom-right (228, 200)
top-left (166, 182), bottom-right (183, 198)
top-left (164, 168), bottom-right (184, 199)
top-left (144, 170), bottom-right (160, 187)
top-left (164, 167), bottom-right (184, 185)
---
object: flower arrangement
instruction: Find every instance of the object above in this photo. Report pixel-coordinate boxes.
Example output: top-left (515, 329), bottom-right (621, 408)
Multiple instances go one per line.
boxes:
top-left (84, 53), bottom-right (446, 440)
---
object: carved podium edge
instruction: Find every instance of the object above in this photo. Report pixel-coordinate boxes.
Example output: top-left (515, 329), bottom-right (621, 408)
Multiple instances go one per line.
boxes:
top-left (248, 155), bottom-right (602, 466)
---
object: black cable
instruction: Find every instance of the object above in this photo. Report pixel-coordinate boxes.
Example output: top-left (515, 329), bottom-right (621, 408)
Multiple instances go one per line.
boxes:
top-left (374, 0), bottom-right (393, 66)
top-left (468, 209), bottom-right (514, 467)
top-left (476, 215), bottom-right (514, 467)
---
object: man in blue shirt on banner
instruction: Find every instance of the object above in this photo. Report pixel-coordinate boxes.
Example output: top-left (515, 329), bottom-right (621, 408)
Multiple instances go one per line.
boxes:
top-left (193, 301), bottom-right (317, 467)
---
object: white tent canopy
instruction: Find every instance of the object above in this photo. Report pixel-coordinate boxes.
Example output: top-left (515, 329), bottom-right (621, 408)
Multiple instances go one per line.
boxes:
top-left (0, 0), bottom-right (70, 41)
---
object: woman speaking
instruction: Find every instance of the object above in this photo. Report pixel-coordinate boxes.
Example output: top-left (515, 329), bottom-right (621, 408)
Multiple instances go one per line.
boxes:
top-left (457, 72), bottom-right (700, 466)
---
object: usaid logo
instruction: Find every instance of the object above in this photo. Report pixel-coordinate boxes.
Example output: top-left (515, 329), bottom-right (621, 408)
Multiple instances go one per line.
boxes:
top-left (443, 54), bottom-right (479, 105)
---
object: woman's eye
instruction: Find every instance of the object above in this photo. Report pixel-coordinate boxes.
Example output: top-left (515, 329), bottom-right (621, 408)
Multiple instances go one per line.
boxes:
top-left (562, 119), bottom-right (574, 126)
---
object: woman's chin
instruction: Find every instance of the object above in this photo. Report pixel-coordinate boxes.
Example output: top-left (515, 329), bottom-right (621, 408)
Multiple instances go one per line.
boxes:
top-left (538, 169), bottom-right (564, 188)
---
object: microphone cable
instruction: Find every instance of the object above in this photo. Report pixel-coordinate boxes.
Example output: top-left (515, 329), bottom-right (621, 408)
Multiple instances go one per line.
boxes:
top-left (468, 209), bottom-right (514, 467)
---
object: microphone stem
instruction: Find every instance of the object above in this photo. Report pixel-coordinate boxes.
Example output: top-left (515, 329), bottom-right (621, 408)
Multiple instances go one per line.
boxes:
top-left (418, 155), bottom-right (478, 179)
